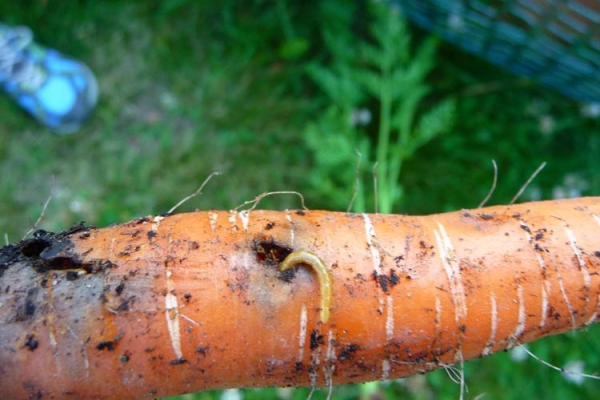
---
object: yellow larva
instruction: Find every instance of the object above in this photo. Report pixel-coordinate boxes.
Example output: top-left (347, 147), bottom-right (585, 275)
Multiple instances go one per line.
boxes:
top-left (278, 250), bottom-right (332, 324)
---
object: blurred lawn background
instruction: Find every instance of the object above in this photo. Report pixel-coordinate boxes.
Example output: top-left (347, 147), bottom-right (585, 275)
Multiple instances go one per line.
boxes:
top-left (1, 1), bottom-right (599, 399)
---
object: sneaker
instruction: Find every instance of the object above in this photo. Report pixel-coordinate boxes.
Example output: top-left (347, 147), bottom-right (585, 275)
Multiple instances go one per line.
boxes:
top-left (0, 23), bottom-right (98, 134)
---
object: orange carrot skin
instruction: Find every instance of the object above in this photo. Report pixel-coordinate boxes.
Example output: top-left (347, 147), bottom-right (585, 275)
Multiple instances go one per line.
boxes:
top-left (1, 198), bottom-right (600, 399)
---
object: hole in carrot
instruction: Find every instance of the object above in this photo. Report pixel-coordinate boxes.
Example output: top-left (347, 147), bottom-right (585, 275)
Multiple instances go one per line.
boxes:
top-left (7, 222), bottom-right (96, 274)
top-left (253, 238), bottom-right (292, 264)
top-left (254, 238), bottom-right (295, 281)
top-left (20, 237), bottom-right (51, 258)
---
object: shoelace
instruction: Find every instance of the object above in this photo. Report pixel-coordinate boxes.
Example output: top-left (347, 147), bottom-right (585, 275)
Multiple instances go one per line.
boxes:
top-left (0, 24), bottom-right (46, 91)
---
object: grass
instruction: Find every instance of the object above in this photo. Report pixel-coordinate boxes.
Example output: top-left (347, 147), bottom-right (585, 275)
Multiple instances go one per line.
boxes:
top-left (1, 1), bottom-right (600, 399)
top-left (0, 1), bottom-right (312, 240)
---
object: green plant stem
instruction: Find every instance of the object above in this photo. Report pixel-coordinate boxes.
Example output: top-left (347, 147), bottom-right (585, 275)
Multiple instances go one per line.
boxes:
top-left (354, 140), bottom-right (370, 213)
top-left (354, 179), bottom-right (366, 213)
top-left (275, 0), bottom-right (295, 39)
top-left (388, 102), bottom-right (414, 206)
top-left (377, 79), bottom-right (393, 214)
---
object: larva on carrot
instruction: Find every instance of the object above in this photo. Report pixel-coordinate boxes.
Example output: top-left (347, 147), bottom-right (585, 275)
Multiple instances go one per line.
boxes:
top-left (278, 250), bottom-right (332, 323)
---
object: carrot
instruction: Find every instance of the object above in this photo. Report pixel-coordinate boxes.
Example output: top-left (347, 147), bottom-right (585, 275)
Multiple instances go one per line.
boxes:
top-left (1, 197), bottom-right (599, 399)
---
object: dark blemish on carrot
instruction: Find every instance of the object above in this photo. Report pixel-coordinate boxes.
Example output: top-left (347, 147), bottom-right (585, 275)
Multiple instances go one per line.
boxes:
top-left (25, 299), bottom-right (36, 316)
top-left (188, 241), bottom-right (200, 250)
top-left (147, 230), bottom-right (157, 239)
top-left (120, 229), bottom-right (141, 238)
top-left (66, 271), bottom-right (79, 281)
top-left (170, 358), bottom-right (188, 365)
top-left (116, 297), bottom-right (134, 312)
top-left (24, 334), bottom-right (38, 351)
top-left (520, 224), bottom-right (531, 233)
top-left (310, 329), bottom-right (324, 350)
top-left (294, 362), bottom-right (304, 372)
top-left (458, 324), bottom-right (466, 333)
top-left (15, 289), bottom-right (38, 322)
top-left (338, 344), bottom-right (360, 360)
top-left (377, 273), bottom-right (389, 293)
top-left (546, 305), bottom-right (561, 320)
top-left (295, 210), bottom-right (306, 216)
top-left (184, 293), bottom-right (192, 303)
top-left (96, 341), bottom-right (115, 351)
top-left (419, 240), bottom-right (433, 250)
top-left (97, 333), bottom-right (123, 352)
top-left (478, 214), bottom-right (494, 221)
top-left (389, 269), bottom-right (400, 287)
top-left (115, 282), bottom-right (125, 295)
top-left (196, 345), bottom-right (210, 357)
top-left (0, 244), bottom-right (18, 277)
top-left (119, 354), bottom-right (130, 362)
top-left (373, 269), bottom-right (400, 293)
top-left (534, 229), bottom-right (546, 240)
top-left (594, 251), bottom-right (600, 257)
top-left (87, 260), bottom-right (116, 274)
top-left (265, 222), bottom-right (275, 230)
top-left (278, 268), bottom-right (296, 283)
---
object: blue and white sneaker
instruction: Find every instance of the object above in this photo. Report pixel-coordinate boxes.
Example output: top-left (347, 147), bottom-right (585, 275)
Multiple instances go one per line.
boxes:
top-left (0, 23), bottom-right (98, 134)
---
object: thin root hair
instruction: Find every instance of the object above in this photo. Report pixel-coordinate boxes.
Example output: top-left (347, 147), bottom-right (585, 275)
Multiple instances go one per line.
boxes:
top-left (478, 159), bottom-right (498, 208)
top-left (347, 149), bottom-right (362, 213)
top-left (306, 385), bottom-right (316, 400)
top-left (372, 161), bottom-right (379, 214)
top-left (168, 171), bottom-right (222, 214)
top-left (23, 179), bottom-right (55, 240)
top-left (233, 191), bottom-right (308, 212)
top-left (440, 356), bottom-right (467, 400)
top-left (510, 162), bottom-right (546, 205)
top-left (324, 364), bottom-right (334, 400)
top-left (521, 346), bottom-right (600, 380)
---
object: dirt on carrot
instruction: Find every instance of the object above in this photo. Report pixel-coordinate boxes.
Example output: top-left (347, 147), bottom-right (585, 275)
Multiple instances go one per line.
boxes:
top-left (1, 197), bottom-right (599, 399)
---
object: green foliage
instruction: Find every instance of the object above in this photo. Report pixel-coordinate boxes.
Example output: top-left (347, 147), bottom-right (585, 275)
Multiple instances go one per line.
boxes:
top-left (0, 1), bottom-right (313, 238)
top-left (304, 1), bottom-right (455, 213)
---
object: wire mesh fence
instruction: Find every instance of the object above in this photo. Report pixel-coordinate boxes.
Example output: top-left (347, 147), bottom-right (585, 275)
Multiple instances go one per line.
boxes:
top-left (394, 0), bottom-right (600, 106)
